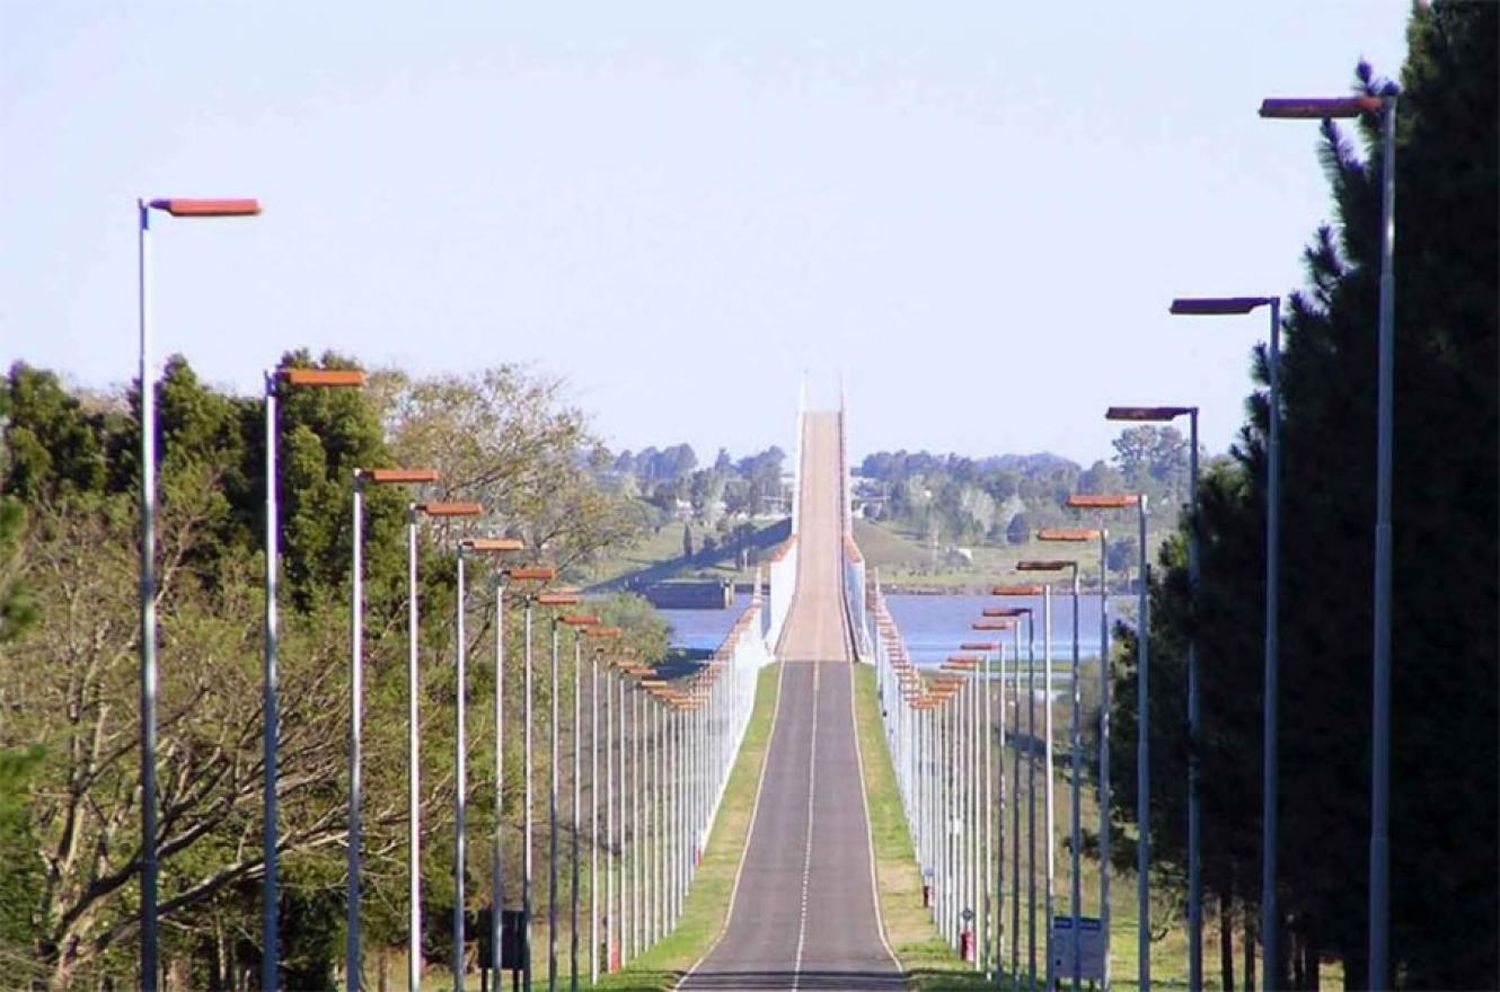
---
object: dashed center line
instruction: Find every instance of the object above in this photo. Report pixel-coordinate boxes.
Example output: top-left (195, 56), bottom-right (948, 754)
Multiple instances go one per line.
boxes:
top-left (791, 662), bottom-right (821, 991)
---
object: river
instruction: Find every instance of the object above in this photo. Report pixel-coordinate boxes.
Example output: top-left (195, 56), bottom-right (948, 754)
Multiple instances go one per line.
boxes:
top-left (659, 590), bottom-right (1138, 664)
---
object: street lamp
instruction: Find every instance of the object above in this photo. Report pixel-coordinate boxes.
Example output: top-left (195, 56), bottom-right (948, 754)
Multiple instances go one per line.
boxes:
top-left (941, 654), bottom-right (982, 963)
top-left (453, 538), bottom-right (525, 991)
top-left (349, 466), bottom-right (440, 992)
top-left (1023, 556), bottom-right (1088, 992)
top-left (1106, 404), bottom-right (1204, 990)
top-left (405, 500), bottom-right (483, 991)
top-left (525, 589), bottom-right (579, 990)
top-left (1169, 294), bottom-right (1284, 990)
top-left (1037, 526), bottom-right (1109, 991)
top-left (136, 195), bottom-right (260, 992)
top-left (961, 636), bottom-right (999, 978)
top-left (492, 564), bottom-right (555, 985)
top-left (552, 611), bottom-right (599, 992)
top-left (584, 626), bottom-right (623, 984)
top-left (256, 365), bottom-right (367, 987)
top-left (1261, 89), bottom-right (1399, 992)
top-left (1068, 492), bottom-right (1148, 992)
top-left (993, 584), bottom-right (1044, 989)
top-left (985, 605), bottom-right (1029, 988)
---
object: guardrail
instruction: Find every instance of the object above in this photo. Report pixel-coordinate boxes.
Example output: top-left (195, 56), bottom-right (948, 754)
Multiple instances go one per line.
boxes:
top-left (837, 406), bottom-right (873, 661)
top-left (763, 536), bottom-right (798, 652)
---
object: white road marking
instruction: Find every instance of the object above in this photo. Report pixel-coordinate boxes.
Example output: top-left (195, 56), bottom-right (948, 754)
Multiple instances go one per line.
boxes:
top-left (791, 663), bottom-right (821, 991)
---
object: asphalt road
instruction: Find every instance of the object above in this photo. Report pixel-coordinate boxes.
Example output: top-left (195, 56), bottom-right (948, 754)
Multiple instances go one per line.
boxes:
top-left (682, 412), bottom-right (904, 991)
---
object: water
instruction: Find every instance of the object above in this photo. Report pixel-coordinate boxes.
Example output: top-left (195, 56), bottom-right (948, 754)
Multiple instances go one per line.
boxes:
top-left (881, 593), bottom-right (1136, 668)
top-left (659, 590), bottom-right (1136, 663)
top-left (659, 592), bottom-right (753, 652)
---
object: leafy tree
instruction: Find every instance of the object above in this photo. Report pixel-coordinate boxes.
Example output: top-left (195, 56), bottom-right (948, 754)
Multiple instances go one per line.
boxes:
top-left (1005, 511), bottom-right (1030, 546)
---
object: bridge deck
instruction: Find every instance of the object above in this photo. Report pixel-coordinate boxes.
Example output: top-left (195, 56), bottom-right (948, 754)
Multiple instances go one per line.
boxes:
top-left (681, 412), bottom-right (902, 990)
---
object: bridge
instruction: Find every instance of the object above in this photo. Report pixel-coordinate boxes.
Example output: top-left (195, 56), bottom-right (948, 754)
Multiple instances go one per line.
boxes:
top-left (679, 409), bottom-right (903, 990)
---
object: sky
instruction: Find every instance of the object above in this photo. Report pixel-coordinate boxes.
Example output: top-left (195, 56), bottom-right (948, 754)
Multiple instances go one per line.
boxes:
top-left (1, 1), bottom-right (1414, 467)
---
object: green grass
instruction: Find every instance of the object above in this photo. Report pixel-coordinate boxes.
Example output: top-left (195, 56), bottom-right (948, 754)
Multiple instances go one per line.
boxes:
top-left (854, 665), bottom-right (1342, 992)
top-left (854, 519), bottom-right (1179, 594)
top-left (852, 663), bottom-right (989, 990)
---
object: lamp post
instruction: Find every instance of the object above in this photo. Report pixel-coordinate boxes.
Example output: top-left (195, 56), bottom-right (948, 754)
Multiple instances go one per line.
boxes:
top-left (1259, 90), bottom-right (1398, 991)
top-left (1024, 556), bottom-right (1089, 992)
top-left (565, 619), bottom-right (602, 992)
top-left (258, 365), bottom-right (366, 988)
top-left (504, 573), bottom-right (558, 990)
top-left (985, 607), bottom-right (1029, 990)
top-left (1106, 405), bottom-right (1201, 990)
top-left (941, 655), bottom-right (982, 963)
top-left (537, 594), bottom-right (585, 992)
top-left (453, 539), bottom-right (525, 991)
top-left (1169, 295), bottom-right (1283, 989)
top-left (136, 196), bottom-right (260, 992)
top-left (403, 501), bottom-right (482, 991)
top-left (349, 466), bottom-right (439, 992)
top-left (967, 625), bottom-right (1015, 983)
top-left (961, 637), bottom-right (998, 977)
top-left (1068, 494), bottom-right (1148, 991)
top-left (1037, 527), bottom-right (1109, 992)
top-left (584, 628), bottom-right (622, 983)
top-left (993, 585), bottom-right (1045, 989)
top-left (1013, 570), bottom-right (1062, 992)
top-left (491, 566), bottom-right (555, 986)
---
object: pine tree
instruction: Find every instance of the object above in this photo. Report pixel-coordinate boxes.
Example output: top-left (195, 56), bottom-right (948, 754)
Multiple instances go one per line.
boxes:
top-left (1107, 4), bottom-right (1497, 987)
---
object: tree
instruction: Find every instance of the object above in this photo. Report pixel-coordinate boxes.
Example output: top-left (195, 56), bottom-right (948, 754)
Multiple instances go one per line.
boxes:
top-left (1109, 8), bottom-right (1498, 986)
top-left (1005, 512), bottom-right (1030, 546)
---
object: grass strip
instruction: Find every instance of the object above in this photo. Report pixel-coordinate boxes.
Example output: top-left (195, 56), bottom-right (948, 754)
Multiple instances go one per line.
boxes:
top-left (851, 664), bottom-right (997, 991)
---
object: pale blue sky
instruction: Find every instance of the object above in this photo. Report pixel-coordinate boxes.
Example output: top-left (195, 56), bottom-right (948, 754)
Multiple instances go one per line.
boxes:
top-left (1, 2), bottom-right (1412, 465)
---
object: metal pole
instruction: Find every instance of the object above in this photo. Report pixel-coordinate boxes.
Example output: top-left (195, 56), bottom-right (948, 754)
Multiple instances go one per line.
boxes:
top-left (492, 577), bottom-right (506, 989)
top-left (1137, 496), bottom-right (1151, 992)
top-left (985, 648), bottom-right (995, 978)
top-left (1186, 409), bottom-right (1202, 992)
top-left (407, 507), bottom-right (422, 992)
top-left (137, 199), bottom-right (161, 992)
top-left (262, 371), bottom-right (282, 992)
top-left (1368, 90), bottom-right (1398, 992)
top-left (591, 649), bottom-right (600, 984)
top-left (632, 681), bottom-right (641, 957)
top-left (455, 551), bottom-right (469, 992)
top-left (1043, 584), bottom-right (1056, 992)
top-left (605, 665), bottom-right (615, 974)
top-left (655, 699), bottom-right (662, 941)
top-left (1263, 299), bottom-right (1281, 992)
top-left (548, 619), bottom-right (559, 992)
top-left (1011, 622), bottom-right (1022, 991)
top-left (995, 642), bottom-right (1005, 990)
top-left (523, 600), bottom-right (535, 991)
top-left (1069, 566), bottom-right (1082, 992)
top-left (1098, 530), bottom-right (1112, 992)
top-left (571, 636), bottom-right (581, 992)
top-left (347, 476), bottom-right (366, 992)
top-left (1027, 608), bottom-right (1037, 988)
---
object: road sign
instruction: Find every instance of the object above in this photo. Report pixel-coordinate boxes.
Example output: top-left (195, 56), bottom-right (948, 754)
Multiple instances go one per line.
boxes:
top-left (1050, 914), bottom-right (1107, 981)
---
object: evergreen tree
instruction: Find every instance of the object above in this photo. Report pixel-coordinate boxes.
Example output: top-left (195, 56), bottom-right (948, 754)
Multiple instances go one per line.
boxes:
top-left (1106, 5), bottom-right (1497, 986)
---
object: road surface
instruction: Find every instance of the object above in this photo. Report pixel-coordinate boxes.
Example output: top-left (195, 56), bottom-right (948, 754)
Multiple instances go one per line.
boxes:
top-left (682, 412), bottom-right (904, 990)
